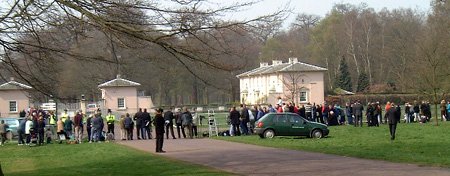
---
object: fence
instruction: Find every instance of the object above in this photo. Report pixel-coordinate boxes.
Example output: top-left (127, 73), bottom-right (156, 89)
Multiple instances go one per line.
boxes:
top-left (326, 94), bottom-right (450, 106)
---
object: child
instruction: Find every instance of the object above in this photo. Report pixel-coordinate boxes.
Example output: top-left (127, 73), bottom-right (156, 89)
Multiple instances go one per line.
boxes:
top-left (100, 131), bottom-right (106, 141)
top-left (420, 115), bottom-right (427, 124)
top-left (45, 128), bottom-right (53, 144)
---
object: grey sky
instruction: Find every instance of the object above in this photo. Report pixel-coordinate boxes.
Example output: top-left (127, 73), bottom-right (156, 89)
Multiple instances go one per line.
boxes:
top-left (224, 0), bottom-right (432, 28)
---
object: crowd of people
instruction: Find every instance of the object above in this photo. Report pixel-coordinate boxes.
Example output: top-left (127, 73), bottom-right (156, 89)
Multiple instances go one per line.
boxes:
top-left (226, 98), bottom-right (450, 137)
top-left (9, 106), bottom-right (203, 152)
top-left (6, 99), bottom-right (449, 147)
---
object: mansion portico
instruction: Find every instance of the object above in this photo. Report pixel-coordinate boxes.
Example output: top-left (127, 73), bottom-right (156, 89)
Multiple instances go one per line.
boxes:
top-left (236, 58), bottom-right (327, 105)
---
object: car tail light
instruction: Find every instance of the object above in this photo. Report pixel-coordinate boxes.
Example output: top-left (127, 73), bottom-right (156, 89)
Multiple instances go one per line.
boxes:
top-left (257, 122), bottom-right (264, 127)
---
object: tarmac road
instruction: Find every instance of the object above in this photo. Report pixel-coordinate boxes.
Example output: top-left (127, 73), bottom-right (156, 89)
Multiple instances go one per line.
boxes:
top-left (114, 131), bottom-right (450, 176)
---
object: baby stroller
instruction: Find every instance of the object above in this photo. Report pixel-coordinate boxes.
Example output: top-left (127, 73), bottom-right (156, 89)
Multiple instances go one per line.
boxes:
top-left (29, 128), bottom-right (38, 147)
top-left (57, 131), bottom-right (67, 144)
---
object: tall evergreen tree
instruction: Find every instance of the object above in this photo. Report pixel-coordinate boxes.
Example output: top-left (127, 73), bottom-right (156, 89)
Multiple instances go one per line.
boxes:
top-left (337, 56), bottom-right (353, 91)
top-left (357, 71), bottom-right (369, 92)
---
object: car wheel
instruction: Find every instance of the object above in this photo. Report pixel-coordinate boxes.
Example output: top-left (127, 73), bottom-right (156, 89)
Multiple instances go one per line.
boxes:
top-left (6, 131), bottom-right (12, 140)
top-left (263, 129), bottom-right (275, 139)
top-left (311, 129), bottom-right (323, 139)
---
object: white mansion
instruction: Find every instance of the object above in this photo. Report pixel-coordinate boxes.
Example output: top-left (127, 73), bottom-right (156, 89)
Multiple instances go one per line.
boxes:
top-left (237, 58), bottom-right (327, 105)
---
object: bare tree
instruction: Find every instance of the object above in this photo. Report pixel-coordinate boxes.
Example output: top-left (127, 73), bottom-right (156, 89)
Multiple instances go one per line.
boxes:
top-left (415, 0), bottom-right (450, 126)
top-left (291, 13), bottom-right (321, 31)
top-left (0, 0), bottom-right (287, 101)
top-left (280, 72), bottom-right (303, 105)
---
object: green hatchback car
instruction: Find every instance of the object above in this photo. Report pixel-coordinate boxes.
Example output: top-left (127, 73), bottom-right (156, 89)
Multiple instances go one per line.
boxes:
top-left (255, 113), bottom-right (329, 139)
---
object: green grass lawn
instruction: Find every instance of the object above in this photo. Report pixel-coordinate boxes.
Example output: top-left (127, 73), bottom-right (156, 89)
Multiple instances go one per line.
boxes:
top-left (0, 142), bottom-right (235, 176)
top-left (214, 120), bottom-right (450, 168)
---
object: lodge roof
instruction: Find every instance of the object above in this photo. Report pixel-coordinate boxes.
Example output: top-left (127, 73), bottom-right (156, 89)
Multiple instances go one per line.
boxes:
top-left (0, 78), bottom-right (32, 90)
top-left (98, 74), bottom-right (141, 88)
top-left (236, 58), bottom-right (327, 78)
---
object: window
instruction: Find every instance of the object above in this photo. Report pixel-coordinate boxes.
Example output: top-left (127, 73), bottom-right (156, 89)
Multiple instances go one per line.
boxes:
top-left (272, 115), bottom-right (287, 123)
top-left (9, 101), bottom-right (17, 112)
top-left (300, 91), bottom-right (307, 102)
top-left (5, 119), bottom-right (19, 127)
top-left (289, 115), bottom-right (303, 123)
top-left (118, 98), bottom-right (125, 109)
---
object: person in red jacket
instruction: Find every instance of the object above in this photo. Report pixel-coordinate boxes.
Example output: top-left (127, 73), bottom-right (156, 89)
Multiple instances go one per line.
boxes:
top-left (384, 101), bottom-right (391, 124)
top-left (276, 104), bottom-right (283, 113)
top-left (74, 110), bottom-right (84, 143)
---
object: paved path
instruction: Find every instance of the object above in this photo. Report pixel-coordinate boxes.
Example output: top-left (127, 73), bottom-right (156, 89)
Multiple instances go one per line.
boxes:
top-left (114, 130), bottom-right (450, 176)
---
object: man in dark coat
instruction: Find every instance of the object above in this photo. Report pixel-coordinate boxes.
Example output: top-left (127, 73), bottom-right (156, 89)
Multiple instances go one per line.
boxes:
top-left (134, 108), bottom-right (143, 140)
top-left (366, 102), bottom-right (374, 127)
top-left (353, 100), bottom-right (364, 127)
top-left (164, 107), bottom-right (176, 139)
top-left (141, 109), bottom-right (152, 140)
top-left (74, 110), bottom-right (84, 143)
top-left (124, 114), bottom-right (132, 140)
top-left (239, 104), bottom-right (249, 135)
top-left (230, 106), bottom-right (241, 136)
top-left (174, 109), bottom-right (186, 138)
top-left (86, 115), bottom-right (93, 142)
top-left (37, 117), bottom-right (45, 145)
top-left (91, 113), bottom-right (103, 143)
top-left (153, 108), bottom-right (165, 153)
top-left (346, 102), bottom-right (353, 125)
top-left (374, 102), bottom-right (381, 127)
top-left (181, 107), bottom-right (193, 139)
top-left (17, 118), bottom-right (27, 145)
top-left (395, 105), bottom-right (401, 122)
top-left (386, 103), bottom-right (400, 140)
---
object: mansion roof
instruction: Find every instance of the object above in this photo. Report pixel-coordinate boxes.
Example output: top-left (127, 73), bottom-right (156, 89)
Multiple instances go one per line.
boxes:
top-left (236, 59), bottom-right (327, 78)
top-left (98, 74), bottom-right (141, 88)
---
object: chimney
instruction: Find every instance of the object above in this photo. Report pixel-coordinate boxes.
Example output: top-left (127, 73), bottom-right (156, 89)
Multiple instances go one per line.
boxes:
top-left (288, 57), bottom-right (298, 64)
top-left (116, 74), bottom-right (121, 79)
top-left (272, 60), bottom-right (282, 65)
top-left (260, 62), bottom-right (268, 68)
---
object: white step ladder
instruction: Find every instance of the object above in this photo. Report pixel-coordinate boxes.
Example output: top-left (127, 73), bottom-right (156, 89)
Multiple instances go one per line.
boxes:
top-left (208, 110), bottom-right (218, 137)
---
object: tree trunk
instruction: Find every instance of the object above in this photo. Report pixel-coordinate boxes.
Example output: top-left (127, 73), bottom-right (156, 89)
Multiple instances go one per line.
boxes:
top-left (433, 67), bottom-right (438, 126)
top-left (192, 77), bottom-right (198, 104)
top-left (180, 93), bottom-right (184, 105)
top-left (365, 25), bottom-right (372, 86)
top-left (326, 57), bottom-right (333, 90)
top-left (203, 86), bottom-right (208, 105)
top-left (157, 81), bottom-right (162, 107)
top-left (380, 24), bottom-right (385, 83)
top-left (229, 81), bottom-right (234, 103)
top-left (346, 22), bottom-right (360, 75)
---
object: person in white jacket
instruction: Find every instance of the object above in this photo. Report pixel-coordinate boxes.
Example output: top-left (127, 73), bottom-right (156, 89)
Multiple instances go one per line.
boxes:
top-left (25, 117), bottom-right (33, 145)
top-left (192, 109), bottom-right (198, 138)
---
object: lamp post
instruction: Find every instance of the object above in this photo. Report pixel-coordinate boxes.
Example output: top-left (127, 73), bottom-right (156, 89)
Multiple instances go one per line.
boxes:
top-left (80, 94), bottom-right (86, 114)
top-left (48, 94), bottom-right (58, 139)
top-left (49, 94), bottom-right (57, 119)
